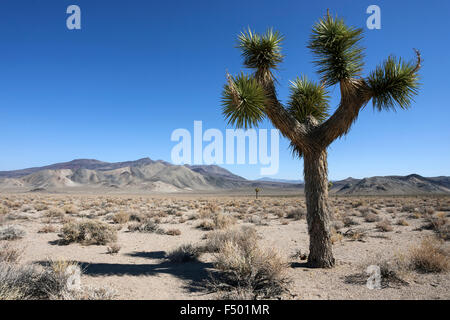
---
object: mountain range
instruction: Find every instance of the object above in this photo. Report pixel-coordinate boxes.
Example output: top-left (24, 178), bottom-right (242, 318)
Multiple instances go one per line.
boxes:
top-left (0, 158), bottom-right (449, 195)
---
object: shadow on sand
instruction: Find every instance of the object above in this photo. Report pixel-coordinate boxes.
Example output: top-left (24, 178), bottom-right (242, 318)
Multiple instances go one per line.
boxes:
top-left (36, 251), bottom-right (215, 293)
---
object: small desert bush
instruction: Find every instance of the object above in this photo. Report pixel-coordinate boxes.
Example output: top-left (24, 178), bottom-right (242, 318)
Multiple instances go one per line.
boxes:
top-left (197, 219), bottom-right (215, 231)
top-left (376, 219), bottom-right (393, 232)
top-left (212, 213), bottom-right (236, 229)
top-left (106, 243), bottom-right (121, 255)
top-left (202, 226), bottom-right (258, 253)
top-left (127, 220), bottom-right (164, 234)
top-left (112, 211), bottom-right (130, 224)
top-left (0, 205), bottom-right (8, 215)
top-left (59, 220), bottom-right (117, 245)
top-left (0, 259), bottom-right (115, 300)
top-left (409, 238), bottom-right (449, 273)
top-left (45, 207), bottom-right (65, 219)
top-left (209, 240), bottom-right (290, 299)
top-left (422, 216), bottom-right (449, 241)
top-left (0, 225), bottom-right (26, 241)
top-left (286, 208), bottom-right (305, 220)
top-left (38, 224), bottom-right (58, 233)
top-left (0, 243), bottom-right (22, 264)
top-left (166, 244), bottom-right (200, 263)
top-left (165, 228), bottom-right (181, 236)
top-left (364, 213), bottom-right (381, 223)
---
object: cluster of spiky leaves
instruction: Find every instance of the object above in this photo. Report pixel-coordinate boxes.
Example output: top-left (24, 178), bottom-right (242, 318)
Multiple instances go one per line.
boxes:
top-left (238, 28), bottom-right (284, 74)
top-left (367, 55), bottom-right (420, 111)
top-left (308, 12), bottom-right (364, 86)
top-left (221, 73), bottom-right (266, 129)
top-left (287, 76), bottom-right (330, 124)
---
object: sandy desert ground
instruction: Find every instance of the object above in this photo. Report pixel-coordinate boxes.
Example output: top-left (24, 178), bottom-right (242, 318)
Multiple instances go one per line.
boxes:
top-left (0, 192), bottom-right (449, 300)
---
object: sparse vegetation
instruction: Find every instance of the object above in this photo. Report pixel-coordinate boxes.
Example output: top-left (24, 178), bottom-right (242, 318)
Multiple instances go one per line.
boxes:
top-left (59, 220), bottom-right (117, 245)
top-left (166, 244), bottom-right (200, 263)
top-left (0, 225), bottom-right (26, 241)
top-left (409, 238), bottom-right (449, 273)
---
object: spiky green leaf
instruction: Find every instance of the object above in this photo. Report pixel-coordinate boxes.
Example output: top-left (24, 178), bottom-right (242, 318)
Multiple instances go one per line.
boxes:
top-left (287, 76), bottom-right (330, 124)
top-left (221, 73), bottom-right (266, 129)
top-left (367, 55), bottom-right (420, 111)
top-left (308, 12), bottom-right (364, 86)
top-left (238, 28), bottom-right (284, 73)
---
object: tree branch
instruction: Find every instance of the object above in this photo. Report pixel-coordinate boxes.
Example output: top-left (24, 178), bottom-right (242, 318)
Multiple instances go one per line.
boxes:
top-left (257, 76), bottom-right (311, 153)
top-left (310, 78), bottom-right (371, 149)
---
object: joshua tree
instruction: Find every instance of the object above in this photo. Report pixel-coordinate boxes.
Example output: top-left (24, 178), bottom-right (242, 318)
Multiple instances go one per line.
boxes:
top-left (255, 187), bottom-right (260, 199)
top-left (221, 11), bottom-right (420, 268)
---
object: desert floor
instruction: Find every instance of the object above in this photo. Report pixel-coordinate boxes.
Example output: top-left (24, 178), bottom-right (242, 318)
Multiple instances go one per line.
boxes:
top-left (1, 192), bottom-right (449, 300)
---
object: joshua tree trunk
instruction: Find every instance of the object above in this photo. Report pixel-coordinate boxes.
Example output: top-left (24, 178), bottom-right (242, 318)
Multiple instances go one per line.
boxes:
top-left (303, 149), bottom-right (335, 268)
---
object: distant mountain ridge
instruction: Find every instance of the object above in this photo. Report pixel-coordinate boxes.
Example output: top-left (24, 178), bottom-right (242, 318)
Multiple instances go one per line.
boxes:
top-left (0, 158), bottom-right (449, 195)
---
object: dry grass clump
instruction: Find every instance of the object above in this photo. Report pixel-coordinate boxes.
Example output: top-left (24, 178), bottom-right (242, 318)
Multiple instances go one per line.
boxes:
top-left (0, 259), bottom-right (115, 300)
top-left (330, 228), bottom-right (343, 244)
top-left (209, 239), bottom-right (290, 299)
top-left (45, 207), bottom-right (65, 219)
top-left (202, 226), bottom-right (258, 253)
top-left (59, 220), bottom-right (117, 245)
top-left (0, 225), bottom-right (26, 241)
top-left (38, 224), bottom-right (58, 233)
top-left (0, 243), bottom-right (23, 264)
top-left (409, 238), bottom-right (449, 273)
top-left (422, 215), bottom-right (449, 241)
top-left (396, 219), bottom-right (409, 226)
top-left (286, 208), bottom-right (305, 220)
top-left (212, 213), bottom-right (236, 229)
top-left (127, 220), bottom-right (164, 234)
top-left (166, 244), bottom-right (200, 263)
top-left (344, 256), bottom-right (409, 289)
top-left (165, 228), bottom-right (181, 236)
top-left (376, 219), bottom-right (393, 232)
top-left (0, 204), bottom-right (8, 215)
top-left (106, 243), bottom-right (121, 255)
top-left (111, 211), bottom-right (130, 224)
top-left (364, 212), bottom-right (381, 223)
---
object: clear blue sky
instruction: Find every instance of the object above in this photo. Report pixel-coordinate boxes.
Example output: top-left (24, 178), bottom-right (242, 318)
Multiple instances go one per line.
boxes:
top-left (0, 0), bottom-right (449, 180)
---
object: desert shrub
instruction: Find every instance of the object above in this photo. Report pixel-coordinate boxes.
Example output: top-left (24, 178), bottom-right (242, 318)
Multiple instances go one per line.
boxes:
top-left (112, 211), bottom-right (130, 224)
top-left (45, 207), bottom-right (65, 218)
top-left (38, 224), bottom-right (57, 233)
top-left (330, 228), bottom-right (343, 244)
top-left (422, 216), bottom-right (449, 241)
top-left (344, 257), bottom-right (409, 288)
top-left (62, 205), bottom-right (78, 214)
top-left (364, 213), bottom-right (381, 223)
top-left (343, 216), bottom-right (358, 227)
top-left (106, 243), bottom-right (121, 255)
top-left (59, 220), bottom-right (117, 245)
top-left (401, 205), bottom-right (415, 213)
top-left (0, 225), bottom-right (26, 241)
top-left (209, 239), bottom-right (290, 299)
top-left (197, 219), bottom-right (215, 231)
top-left (409, 238), bottom-right (449, 273)
top-left (34, 203), bottom-right (48, 212)
top-left (212, 213), bottom-right (236, 229)
top-left (0, 205), bottom-right (8, 215)
top-left (202, 226), bottom-right (258, 253)
top-left (166, 244), bottom-right (200, 263)
top-left (0, 260), bottom-right (115, 300)
top-left (127, 220), bottom-right (164, 234)
top-left (0, 243), bottom-right (22, 264)
top-left (165, 228), bottom-right (181, 236)
top-left (376, 219), bottom-right (393, 232)
top-left (286, 208), bottom-right (305, 220)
